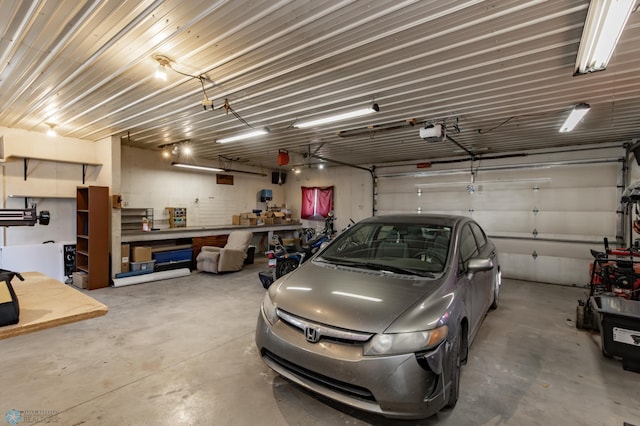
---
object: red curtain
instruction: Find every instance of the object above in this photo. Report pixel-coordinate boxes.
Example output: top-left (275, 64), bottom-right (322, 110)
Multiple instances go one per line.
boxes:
top-left (301, 186), bottom-right (333, 219)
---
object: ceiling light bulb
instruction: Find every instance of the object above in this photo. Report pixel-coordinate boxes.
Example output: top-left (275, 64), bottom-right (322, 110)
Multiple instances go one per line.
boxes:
top-left (182, 146), bottom-right (192, 155)
top-left (294, 103), bottom-right (379, 129)
top-left (559, 103), bottom-right (591, 132)
top-left (155, 64), bottom-right (167, 80)
top-left (318, 164), bottom-right (325, 170)
top-left (162, 149), bottom-right (170, 158)
top-left (45, 123), bottom-right (57, 137)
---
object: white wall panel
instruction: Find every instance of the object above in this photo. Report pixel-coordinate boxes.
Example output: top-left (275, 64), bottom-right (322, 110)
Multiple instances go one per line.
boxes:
top-left (120, 146), bottom-right (284, 228)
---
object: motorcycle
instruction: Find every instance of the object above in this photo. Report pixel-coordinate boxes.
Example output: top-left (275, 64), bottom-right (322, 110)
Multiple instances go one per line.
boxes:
top-left (258, 214), bottom-right (336, 289)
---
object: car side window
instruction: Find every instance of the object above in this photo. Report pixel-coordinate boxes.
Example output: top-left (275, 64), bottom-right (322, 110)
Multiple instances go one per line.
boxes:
top-left (459, 224), bottom-right (479, 269)
top-left (470, 222), bottom-right (487, 249)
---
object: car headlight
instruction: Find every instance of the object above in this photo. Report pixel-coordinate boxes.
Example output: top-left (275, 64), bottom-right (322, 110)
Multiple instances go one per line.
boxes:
top-left (261, 292), bottom-right (278, 325)
top-left (363, 325), bottom-right (448, 356)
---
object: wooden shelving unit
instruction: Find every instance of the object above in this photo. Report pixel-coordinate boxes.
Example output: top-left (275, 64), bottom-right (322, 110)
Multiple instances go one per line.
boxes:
top-left (76, 186), bottom-right (109, 290)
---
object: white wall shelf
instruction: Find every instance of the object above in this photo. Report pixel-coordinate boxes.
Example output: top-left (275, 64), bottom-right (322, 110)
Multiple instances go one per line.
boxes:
top-left (3, 155), bottom-right (102, 184)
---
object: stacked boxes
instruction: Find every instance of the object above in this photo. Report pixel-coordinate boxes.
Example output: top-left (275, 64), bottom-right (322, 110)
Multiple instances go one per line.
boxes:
top-left (231, 209), bottom-right (295, 226)
top-left (232, 213), bottom-right (258, 226)
top-left (132, 246), bottom-right (152, 262)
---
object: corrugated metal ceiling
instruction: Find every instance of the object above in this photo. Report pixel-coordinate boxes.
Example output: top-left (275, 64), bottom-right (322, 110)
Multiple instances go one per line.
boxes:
top-left (0, 0), bottom-right (639, 170)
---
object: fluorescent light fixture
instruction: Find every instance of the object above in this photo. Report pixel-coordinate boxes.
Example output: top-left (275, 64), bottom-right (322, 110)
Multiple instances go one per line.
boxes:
top-left (171, 162), bottom-right (224, 172)
top-left (217, 128), bottom-right (268, 144)
top-left (574, 0), bottom-right (635, 75)
top-left (294, 103), bottom-right (379, 128)
top-left (559, 103), bottom-right (591, 132)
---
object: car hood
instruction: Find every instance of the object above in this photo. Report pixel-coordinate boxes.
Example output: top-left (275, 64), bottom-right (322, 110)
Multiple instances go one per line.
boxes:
top-left (270, 260), bottom-right (445, 333)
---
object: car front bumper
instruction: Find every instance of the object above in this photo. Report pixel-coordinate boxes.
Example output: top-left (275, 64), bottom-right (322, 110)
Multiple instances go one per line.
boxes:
top-left (255, 310), bottom-right (451, 419)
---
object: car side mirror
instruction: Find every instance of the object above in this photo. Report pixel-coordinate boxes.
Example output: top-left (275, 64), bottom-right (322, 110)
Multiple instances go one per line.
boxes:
top-left (467, 257), bottom-right (494, 275)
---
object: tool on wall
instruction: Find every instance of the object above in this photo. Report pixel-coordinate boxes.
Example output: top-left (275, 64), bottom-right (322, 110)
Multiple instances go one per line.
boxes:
top-left (0, 208), bottom-right (50, 226)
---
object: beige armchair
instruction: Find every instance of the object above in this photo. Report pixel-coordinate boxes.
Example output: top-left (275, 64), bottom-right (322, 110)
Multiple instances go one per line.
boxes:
top-left (196, 231), bottom-right (253, 273)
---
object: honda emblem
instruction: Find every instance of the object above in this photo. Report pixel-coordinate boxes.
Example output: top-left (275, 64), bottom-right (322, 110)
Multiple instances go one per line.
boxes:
top-left (305, 327), bottom-right (320, 343)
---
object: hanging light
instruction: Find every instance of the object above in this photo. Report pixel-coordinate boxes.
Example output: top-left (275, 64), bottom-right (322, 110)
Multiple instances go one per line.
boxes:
top-left (152, 54), bottom-right (173, 80)
top-left (294, 103), bottom-right (379, 128)
top-left (155, 63), bottom-right (167, 80)
top-left (171, 162), bottom-right (224, 172)
top-left (217, 128), bottom-right (268, 144)
top-left (559, 103), bottom-right (591, 132)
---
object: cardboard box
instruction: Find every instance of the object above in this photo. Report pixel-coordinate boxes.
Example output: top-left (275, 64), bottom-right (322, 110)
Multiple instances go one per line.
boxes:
top-left (238, 212), bottom-right (258, 226)
top-left (121, 244), bottom-right (130, 273)
top-left (232, 215), bottom-right (241, 225)
top-left (72, 271), bottom-right (88, 289)
top-left (273, 211), bottom-right (285, 224)
top-left (132, 246), bottom-right (152, 262)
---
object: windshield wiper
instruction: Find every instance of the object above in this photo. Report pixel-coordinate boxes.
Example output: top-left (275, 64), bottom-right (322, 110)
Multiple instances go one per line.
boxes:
top-left (317, 257), bottom-right (435, 278)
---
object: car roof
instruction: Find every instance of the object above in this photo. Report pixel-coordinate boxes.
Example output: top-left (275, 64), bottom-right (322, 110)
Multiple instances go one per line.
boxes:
top-left (362, 214), bottom-right (469, 227)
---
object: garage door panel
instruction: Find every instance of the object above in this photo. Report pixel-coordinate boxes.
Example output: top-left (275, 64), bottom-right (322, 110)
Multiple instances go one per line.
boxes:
top-left (492, 238), bottom-right (605, 259)
top-left (469, 188), bottom-right (536, 210)
top-left (376, 192), bottom-right (412, 210)
top-left (538, 187), bottom-right (618, 211)
top-left (534, 211), bottom-right (617, 236)
top-left (500, 253), bottom-right (591, 286)
top-left (472, 211), bottom-right (534, 234)
top-left (477, 163), bottom-right (618, 187)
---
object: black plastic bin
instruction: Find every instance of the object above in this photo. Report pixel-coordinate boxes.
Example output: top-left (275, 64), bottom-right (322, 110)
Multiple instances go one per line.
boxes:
top-left (591, 295), bottom-right (640, 372)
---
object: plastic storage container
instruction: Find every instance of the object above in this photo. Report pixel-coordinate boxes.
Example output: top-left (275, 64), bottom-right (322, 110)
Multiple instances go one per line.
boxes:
top-left (591, 295), bottom-right (640, 372)
top-left (152, 249), bottom-right (192, 263)
top-left (130, 260), bottom-right (155, 272)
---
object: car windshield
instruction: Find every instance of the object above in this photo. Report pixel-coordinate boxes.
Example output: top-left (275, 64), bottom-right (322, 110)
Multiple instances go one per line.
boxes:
top-left (317, 222), bottom-right (451, 275)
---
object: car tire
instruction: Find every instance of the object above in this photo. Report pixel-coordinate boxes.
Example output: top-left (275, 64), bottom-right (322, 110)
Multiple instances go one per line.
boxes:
top-left (490, 269), bottom-right (501, 310)
top-left (445, 332), bottom-right (462, 408)
top-left (276, 258), bottom-right (299, 278)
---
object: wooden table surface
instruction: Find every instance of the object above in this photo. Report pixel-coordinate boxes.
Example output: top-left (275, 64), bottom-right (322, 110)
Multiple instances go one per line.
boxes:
top-left (0, 272), bottom-right (108, 340)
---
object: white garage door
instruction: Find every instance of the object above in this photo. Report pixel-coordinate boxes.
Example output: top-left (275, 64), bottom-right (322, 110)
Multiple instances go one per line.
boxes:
top-left (375, 160), bottom-right (622, 286)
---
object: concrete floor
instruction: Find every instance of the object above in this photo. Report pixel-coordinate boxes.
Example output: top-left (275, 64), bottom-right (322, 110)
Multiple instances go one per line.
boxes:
top-left (1, 258), bottom-right (639, 426)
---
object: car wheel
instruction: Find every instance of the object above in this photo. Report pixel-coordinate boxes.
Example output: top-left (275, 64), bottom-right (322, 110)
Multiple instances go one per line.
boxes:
top-left (445, 332), bottom-right (462, 408)
top-left (490, 269), bottom-right (501, 310)
top-left (276, 258), bottom-right (299, 278)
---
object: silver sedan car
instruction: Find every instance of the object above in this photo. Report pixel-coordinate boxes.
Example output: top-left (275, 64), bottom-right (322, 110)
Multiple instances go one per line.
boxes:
top-left (255, 214), bottom-right (501, 419)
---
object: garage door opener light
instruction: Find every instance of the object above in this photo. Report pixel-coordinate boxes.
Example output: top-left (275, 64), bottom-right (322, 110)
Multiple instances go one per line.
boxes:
top-left (559, 103), bottom-right (590, 132)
